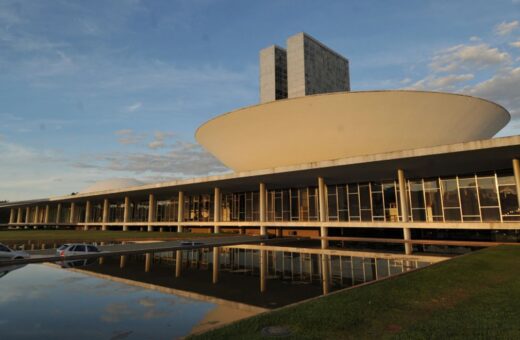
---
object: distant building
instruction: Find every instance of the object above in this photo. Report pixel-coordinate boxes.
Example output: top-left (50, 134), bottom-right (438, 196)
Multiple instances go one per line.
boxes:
top-left (259, 45), bottom-right (287, 103)
top-left (287, 32), bottom-right (350, 98)
top-left (260, 32), bottom-right (350, 103)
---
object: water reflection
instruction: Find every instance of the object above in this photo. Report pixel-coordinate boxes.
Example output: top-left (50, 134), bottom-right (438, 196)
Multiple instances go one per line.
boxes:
top-left (0, 243), bottom-right (445, 338)
top-left (0, 264), bottom-right (226, 339)
top-left (77, 246), bottom-right (439, 309)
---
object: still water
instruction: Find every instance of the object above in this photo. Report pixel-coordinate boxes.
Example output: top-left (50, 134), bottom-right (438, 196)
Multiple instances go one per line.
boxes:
top-left (0, 244), bottom-right (445, 339)
top-left (0, 263), bottom-right (251, 339)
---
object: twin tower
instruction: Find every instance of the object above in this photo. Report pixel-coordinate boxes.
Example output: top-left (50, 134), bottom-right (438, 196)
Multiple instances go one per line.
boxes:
top-left (259, 32), bottom-right (350, 103)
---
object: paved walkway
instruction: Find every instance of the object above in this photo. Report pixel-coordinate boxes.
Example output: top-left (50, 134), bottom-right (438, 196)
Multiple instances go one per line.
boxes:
top-left (1, 235), bottom-right (277, 266)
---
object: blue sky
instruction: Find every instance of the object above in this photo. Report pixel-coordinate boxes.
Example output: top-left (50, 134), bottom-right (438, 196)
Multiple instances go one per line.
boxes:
top-left (1, 0), bottom-right (520, 201)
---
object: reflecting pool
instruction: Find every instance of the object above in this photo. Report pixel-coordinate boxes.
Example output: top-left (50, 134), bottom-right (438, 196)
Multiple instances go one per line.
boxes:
top-left (0, 263), bottom-right (256, 339)
top-left (0, 243), bottom-right (447, 339)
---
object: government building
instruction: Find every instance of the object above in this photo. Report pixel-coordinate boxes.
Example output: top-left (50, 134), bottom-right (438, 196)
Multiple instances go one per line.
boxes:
top-left (1, 33), bottom-right (519, 254)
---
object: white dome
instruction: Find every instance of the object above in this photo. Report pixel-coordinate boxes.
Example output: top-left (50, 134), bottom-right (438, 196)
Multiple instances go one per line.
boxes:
top-left (80, 178), bottom-right (145, 194)
top-left (196, 90), bottom-right (510, 172)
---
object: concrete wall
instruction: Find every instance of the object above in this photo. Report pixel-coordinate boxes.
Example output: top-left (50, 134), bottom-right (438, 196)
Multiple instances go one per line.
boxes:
top-left (287, 32), bottom-right (350, 98)
top-left (259, 45), bottom-right (287, 103)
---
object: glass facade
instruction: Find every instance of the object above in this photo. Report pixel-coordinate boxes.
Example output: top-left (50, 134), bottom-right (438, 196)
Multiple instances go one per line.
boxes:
top-left (29, 171), bottom-right (520, 225)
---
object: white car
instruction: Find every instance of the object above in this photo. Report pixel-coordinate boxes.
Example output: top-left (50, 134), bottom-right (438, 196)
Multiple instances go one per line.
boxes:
top-left (0, 243), bottom-right (30, 260)
top-left (56, 243), bottom-right (101, 257)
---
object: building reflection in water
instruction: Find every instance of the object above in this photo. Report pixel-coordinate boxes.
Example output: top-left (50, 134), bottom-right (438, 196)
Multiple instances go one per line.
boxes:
top-left (75, 246), bottom-right (442, 309)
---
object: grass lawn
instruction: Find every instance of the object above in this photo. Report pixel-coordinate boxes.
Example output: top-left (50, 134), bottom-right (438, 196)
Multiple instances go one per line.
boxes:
top-left (191, 245), bottom-right (520, 339)
top-left (0, 230), bottom-right (223, 242)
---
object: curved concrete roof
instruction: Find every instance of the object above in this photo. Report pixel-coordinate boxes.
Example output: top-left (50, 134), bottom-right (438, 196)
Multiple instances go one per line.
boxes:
top-left (196, 90), bottom-right (510, 172)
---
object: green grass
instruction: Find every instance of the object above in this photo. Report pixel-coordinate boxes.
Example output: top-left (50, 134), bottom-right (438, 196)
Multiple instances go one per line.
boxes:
top-left (191, 245), bottom-right (520, 339)
top-left (0, 230), bottom-right (222, 242)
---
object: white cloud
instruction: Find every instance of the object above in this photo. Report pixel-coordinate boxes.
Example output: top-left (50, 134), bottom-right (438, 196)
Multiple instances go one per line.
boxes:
top-left (466, 67), bottom-right (520, 118)
top-left (407, 73), bottom-right (474, 91)
top-left (430, 44), bottom-right (510, 72)
top-left (469, 36), bottom-right (481, 42)
top-left (74, 140), bottom-right (228, 177)
top-left (495, 20), bottom-right (519, 36)
top-left (147, 131), bottom-right (175, 149)
top-left (114, 129), bottom-right (146, 145)
top-left (510, 41), bottom-right (520, 48)
top-left (126, 102), bottom-right (142, 112)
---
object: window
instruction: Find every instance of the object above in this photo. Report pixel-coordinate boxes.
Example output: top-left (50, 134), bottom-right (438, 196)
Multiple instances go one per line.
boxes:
top-left (75, 245), bottom-right (86, 252)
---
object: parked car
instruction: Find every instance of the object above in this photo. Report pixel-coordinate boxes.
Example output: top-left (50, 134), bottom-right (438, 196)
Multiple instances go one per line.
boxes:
top-left (59, 258), bottom-right (98, 268)
top-left (56, 243), bottom-right (101, 257)
top-left (0, 243), bottom-right (30, 260)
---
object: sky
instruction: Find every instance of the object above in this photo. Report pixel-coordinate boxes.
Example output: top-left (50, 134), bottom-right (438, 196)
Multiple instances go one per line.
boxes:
top-left (1, 0), bottom-right (520, 201)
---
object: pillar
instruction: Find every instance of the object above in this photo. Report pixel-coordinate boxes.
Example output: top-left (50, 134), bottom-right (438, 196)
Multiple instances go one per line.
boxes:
top-left (17, 207), bottom-right (22, 223)
top-left (44, 205), bottom-right (50, 224)
top-left (25, 207), bottom-right (30, 224)
top-left (102, 198), bottom-right (109, 231)
top-left (212, 247), bottom-right (220, 284)
top-left (84, 201), bottom-right (91, 231)
top-left (321, 254), bottom-right (330, 295)
top-left (56, 203), bottom-right (62, 224)
top-left (259, 182), bottom-right (267, 236)
top-left (98, 241), bottom-right (105, 264)
top-left (175, 250), bottom-right (182, 277)
top-left (145, 253), bottom-right (152, 272)
top-left (34, 206), bottom-right (40, 224)
top-left (260, 249), bottom-right (267, 292)
top-left (69, 202), bottom-right (76, 224)
top-left (398, 169), bottom-right (412, 255)
top-left (177, 191), bottom-right (184, 233)
top-left (318, 177), bottom-right (328, 249)
top-left (213, 187), bottom-right (221, 233)
top-left (9, 208), bottom-right (15, 224)
top-left (147, 193), bottom-right (156, 232)
top-left (513, 159), bottom-right (520, 209)
top-left (120, 255), bottom-right (127, 268)
top-left (123, 196), bottom-right (130, 231)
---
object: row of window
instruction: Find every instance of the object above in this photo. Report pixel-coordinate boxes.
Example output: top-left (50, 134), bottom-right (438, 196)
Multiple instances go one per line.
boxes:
top-left (14, 172), bottom-right (520, 224)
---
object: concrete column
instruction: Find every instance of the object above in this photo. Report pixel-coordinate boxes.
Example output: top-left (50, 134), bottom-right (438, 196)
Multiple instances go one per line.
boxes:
top-left (259, 182), bottom-right (267, 236)
top-left (398, 169), bottom-right (412, 255)
top-left (260, 249), bottom-right (267, 292)
top-left (123, 196), bottom-right (130, 231)
top-left (175, 250), bottom-right (182, 277)
top-left (34, 206), bottom-right (40, 224)
top-left (56, 203), bottom-right (62, 224)
top-left (84, 201), bottom-right (91, 231)
top-left (9, 208), bottom-right (15, 224)
top-left (212, 247), bottom-right (220, 284)
top-left (69, 202), bottom-right (76, 224)
top-left (321, 254), bottom-right (330, 295)
top-left (145, 253), bottom-right (152, 272)
top-left (25, 207), bottom-right (30, 224)
top-left (17, 208), bottom-right (22, 223)
top-left (102, 198), bottom-right (109, 231)
top-left (44, 205), bottom-right (50, 224)
top-left (147, 193), bottom-right (156, 232)
top-left (214, 187), bottom-right (221, 233)
top-left (177, 191), bottom-right (184, 233)
top-left (318, 177), bottom-right (328, 249)
top-left (120, 255), bottom-right (127, 268)
top-left (513, 159), bottom-right (520, 209)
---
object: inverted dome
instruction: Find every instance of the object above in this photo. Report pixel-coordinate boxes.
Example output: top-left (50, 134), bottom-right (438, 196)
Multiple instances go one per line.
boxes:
top-left (196, 91), bottom-right (510, 172)
top-left (80, 178), bottom-right (145, 194)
